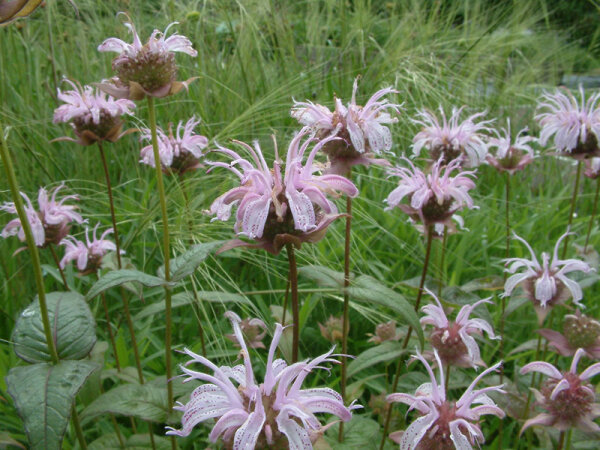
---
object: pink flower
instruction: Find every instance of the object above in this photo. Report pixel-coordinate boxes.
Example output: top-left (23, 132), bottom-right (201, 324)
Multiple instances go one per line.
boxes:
top-left (520, 348), bottom-right (600, 433)
top-left (59, 223), bottom-right (121, 274)
top-left (166, 311), bottom-right (359, 448)
top-left (538, 310), bottom-right (600, 359)
top-left (139, 117), bottom-right (208, 175)
top-left (97, 14), bottom-right (197, 100)
top-left (584, 157), bottom-right (600, 179)
top-left (1, 184), bottom-right (84, 247)
top-left (420, 289), bottom-right (498, 368)
top-left (291, 77), bottom-right (401, 175)
top-left (503, 231), bottom-right (593, 323)
top-left (207, 128), bottom-right (358, 254)
top-left (535, 86), bottom-right (600, 159)
top-left (384, 157), bottom-right (477, 232)
top-left (225, 317), bottom-right (268, 350)
top-left (412, 106), bottom-right (493, 167)
top-left (53, 79), bottom-right (135, 146)
top-left (387, 351), bottom-right (505, 449)
top-left (486, 119), bottom-right (535, 174)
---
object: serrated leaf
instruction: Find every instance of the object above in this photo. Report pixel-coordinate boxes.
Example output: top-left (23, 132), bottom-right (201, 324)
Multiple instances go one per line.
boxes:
top-left (81, 383), bottom-right (168, 424)
top-left (158, 241), bottom-right (223, 281)
top-left (298, 265), bottom-right (347, 288)
top-left (12, 291), bottom-right (96, 363)
top-left (85, 269), bottom-right (173, 301)
top-left (347, 275), bottom-right (424, 348)
top-left (347, 341), bottom-right (408, 378)
top-left (6, 361), bottom-right (98, 450)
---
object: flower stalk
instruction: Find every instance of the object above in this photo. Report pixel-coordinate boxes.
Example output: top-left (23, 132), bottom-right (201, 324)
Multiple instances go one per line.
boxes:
top-left (584, 177), bottom-right (600, 252)
top-left (286, 243), bottom-right (300, 363)
top-left (562, 161), bottom-right (583, 259)
top-left (339, 193), bottom-right (352, 443)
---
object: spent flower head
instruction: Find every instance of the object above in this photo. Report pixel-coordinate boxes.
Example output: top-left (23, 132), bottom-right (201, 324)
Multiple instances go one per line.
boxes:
top-left (59, 223), bottom-right (121, 274)
top-left (367, 320), bottom-right (401, 344)
top-left (98, 13), bottom-right (197, 100)
top-left (503, 231), bottom-right (593, 323)
top-left (411, 106), bottom-right (493, 167)
top-left (225, 317), bottom-right (268, 350)
top-left (166, 311), bottom-right (359, 448)
top-left (1, 184), bottom-right (84, 248)
top-left (520, 348), bottom-right (600, 433)
top-left (535, 86), bottom-right (600, 159)
top-left (207, 128), bottom-right (358, 254)
top-left (291, 77), bottom-right (401, 175)
top-left (486, 119), bottom-right (535, 174)
top-left (318, 315), bottom-right (344, 343)
top-left (384, 157), bottom-right (477, 233)
top-left (538, 310), bottom-right (600, 359)
top-left (139, 116), bottom-right (208, 175)
top-left (53, 78), bottom-right (135, 146)
top-left (386, 350), bottom-right (505, 449)
top-left (420, 289), bottom-right (499, 368)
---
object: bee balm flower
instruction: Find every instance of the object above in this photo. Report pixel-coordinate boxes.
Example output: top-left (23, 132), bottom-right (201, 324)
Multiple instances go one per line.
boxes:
top-left (166, 311), bottom-right (358, 448)
top-left (386, 351), bottom-right (505, 449)
top-left (291, 77), bottom-right (401, 175)
top-left (59, 223), bottom-right (121, 274)
top-left (208, 128), bottom-right (358, 254)
top-left (53, 79), bottom-right (135, 146)
top-left (98, 14), bottom-right (197, 100)
top-left (486, 119), bottom-right (535, 174)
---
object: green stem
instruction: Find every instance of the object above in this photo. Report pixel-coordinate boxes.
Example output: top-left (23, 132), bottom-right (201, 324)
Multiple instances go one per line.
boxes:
top-left (523, 334), bottom-right (542, 422)
top-left (49, 244), bottom-right (68, 289)
top-left (584, 177), bottom-right (600, 252)
top-left (437, 226), bottom-right (447, 298)
top-left (0, 126), bottom-right (59, 363)
top-left (71, 405), bottom-right (87, 449)
top-left (286, 243), bottom-right (300, 363)
top-left (146, 97), bottom-right (175, 436)
top-left (557, 431), bottom-right (566, 450)
top-left (561, 161), bottom-right (582, 259)
top-left (379, 225), bottom-right (434, 450)
top-left (339, 195), bottom-right (352, 443)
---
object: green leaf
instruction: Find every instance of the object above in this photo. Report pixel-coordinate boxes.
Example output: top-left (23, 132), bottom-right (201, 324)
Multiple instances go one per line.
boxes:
top-left (89, 433), bottom-right (171, 450)
top-left (6, 361), bottom-right (98, 450)
top-left (12, 291), bottom-right (96, 363)
top-left (85, 269), bottom-right (174, 301)
top-left (134, 291), bottom-right (249, 320)
top-left (441, 286), bottom-right (493, 323)
top-left (347, 275), bottom-right (424, 348)
top-left (347, 341), bottom-right (408, 378)
top-left (158, 242), bottom-right (223, 281)
top-left (298, 264), bottom-right (348, 288)
top-left (81, 383), bottom-right (168, 424)
top-left (325, 417), bottom-right (380, 448)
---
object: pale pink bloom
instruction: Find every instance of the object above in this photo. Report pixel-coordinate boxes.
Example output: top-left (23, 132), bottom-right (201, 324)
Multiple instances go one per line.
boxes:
top-left (520, 348), bottom-right (600, 433)
top-left (486, 119), bottom-right (535, 174)
top-left (1, 184), bottom-right (84, 247)
top-left (420, 289), bottom-right (498, 368)
top-left (59, 223), bottom-right (121, 274)
top-left (97, 14), bottom-right (197, 100)
top-left (53, 79), bottom-right (135, 145)
top-left (387, 351), bottom-right (505, 449)
top-left (584, 157), bottom-right (600, 179)
top-left (139, 117), bottom-right (208, 175)
top-left (538, 310), bottom-right (600, 359)
top-left (535, 86), bottom-right (600, 159)
top-left (367, 320), bottom-right (401, 344)
top-left (503, 231), bottom-right (593, 323)
top-left (384, 157), bottom-right (477, 231)
top-left (166, 311), bottom-right (359, 448)
top-left (207, 128), bottom-right (358, 254)
top-left (225, 317), bottom-right (268, 350)
top-left (291, 77), bottom-right (401, 175)
top-left (411, 106), bottom-right (493, 167)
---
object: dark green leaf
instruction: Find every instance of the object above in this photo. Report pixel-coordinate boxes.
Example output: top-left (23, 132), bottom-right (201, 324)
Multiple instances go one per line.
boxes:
top-left (325, 417), bottom-right (380, 448)
top-left (6, 361), bottom-right (98, 450)
top-left (85, 269), bottom-right (173, 301)
top-left (89, 433), bottom-right (171, 450)
top-left (12, 291), bottom-right (96, 363)
top-left (298, 265), bottom-right (347, 288)
top-left (347, 341), bottom-right (408, 378)
top-left (158, 241), bottom-right (223, 281)
top-left (348, 275), bottom-right (424, 348)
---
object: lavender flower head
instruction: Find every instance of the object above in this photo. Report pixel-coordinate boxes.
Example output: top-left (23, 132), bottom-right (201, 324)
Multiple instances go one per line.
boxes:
top-left (167, 311), bottom-right (359, 448)
top-left (503, 231), bottom-right (594, 323)
top-left (59, 223), bottom-right (122, 274)
top-left (1, 184), bottom-right (84, 248)
top-left (538, 310), bottom-right (600, 359)
top-left (535, 86), bottom-right (600, 159)
top-left (386, 350), bottom-right (505, 449)
top-left (97, 13), bottom-right (197, 100)
top-left (420, 289), bottom-right (499, 368)
top-left (384, 157), bottom-right (477, 235)
top-left (291, 77), bottom-right (401, 175)
top-left (412, 106), bottom-right (493, 167)
top-left (208, 128), bottom-right (358, 254)
top-left (520, 348), bottom-right (600, 433)
top-left (139, 117), bottom-right (208, 175)
top-left (53, 79), bottom-right (135, 146)
top-left (486, 119), bottom-right (535, 174)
